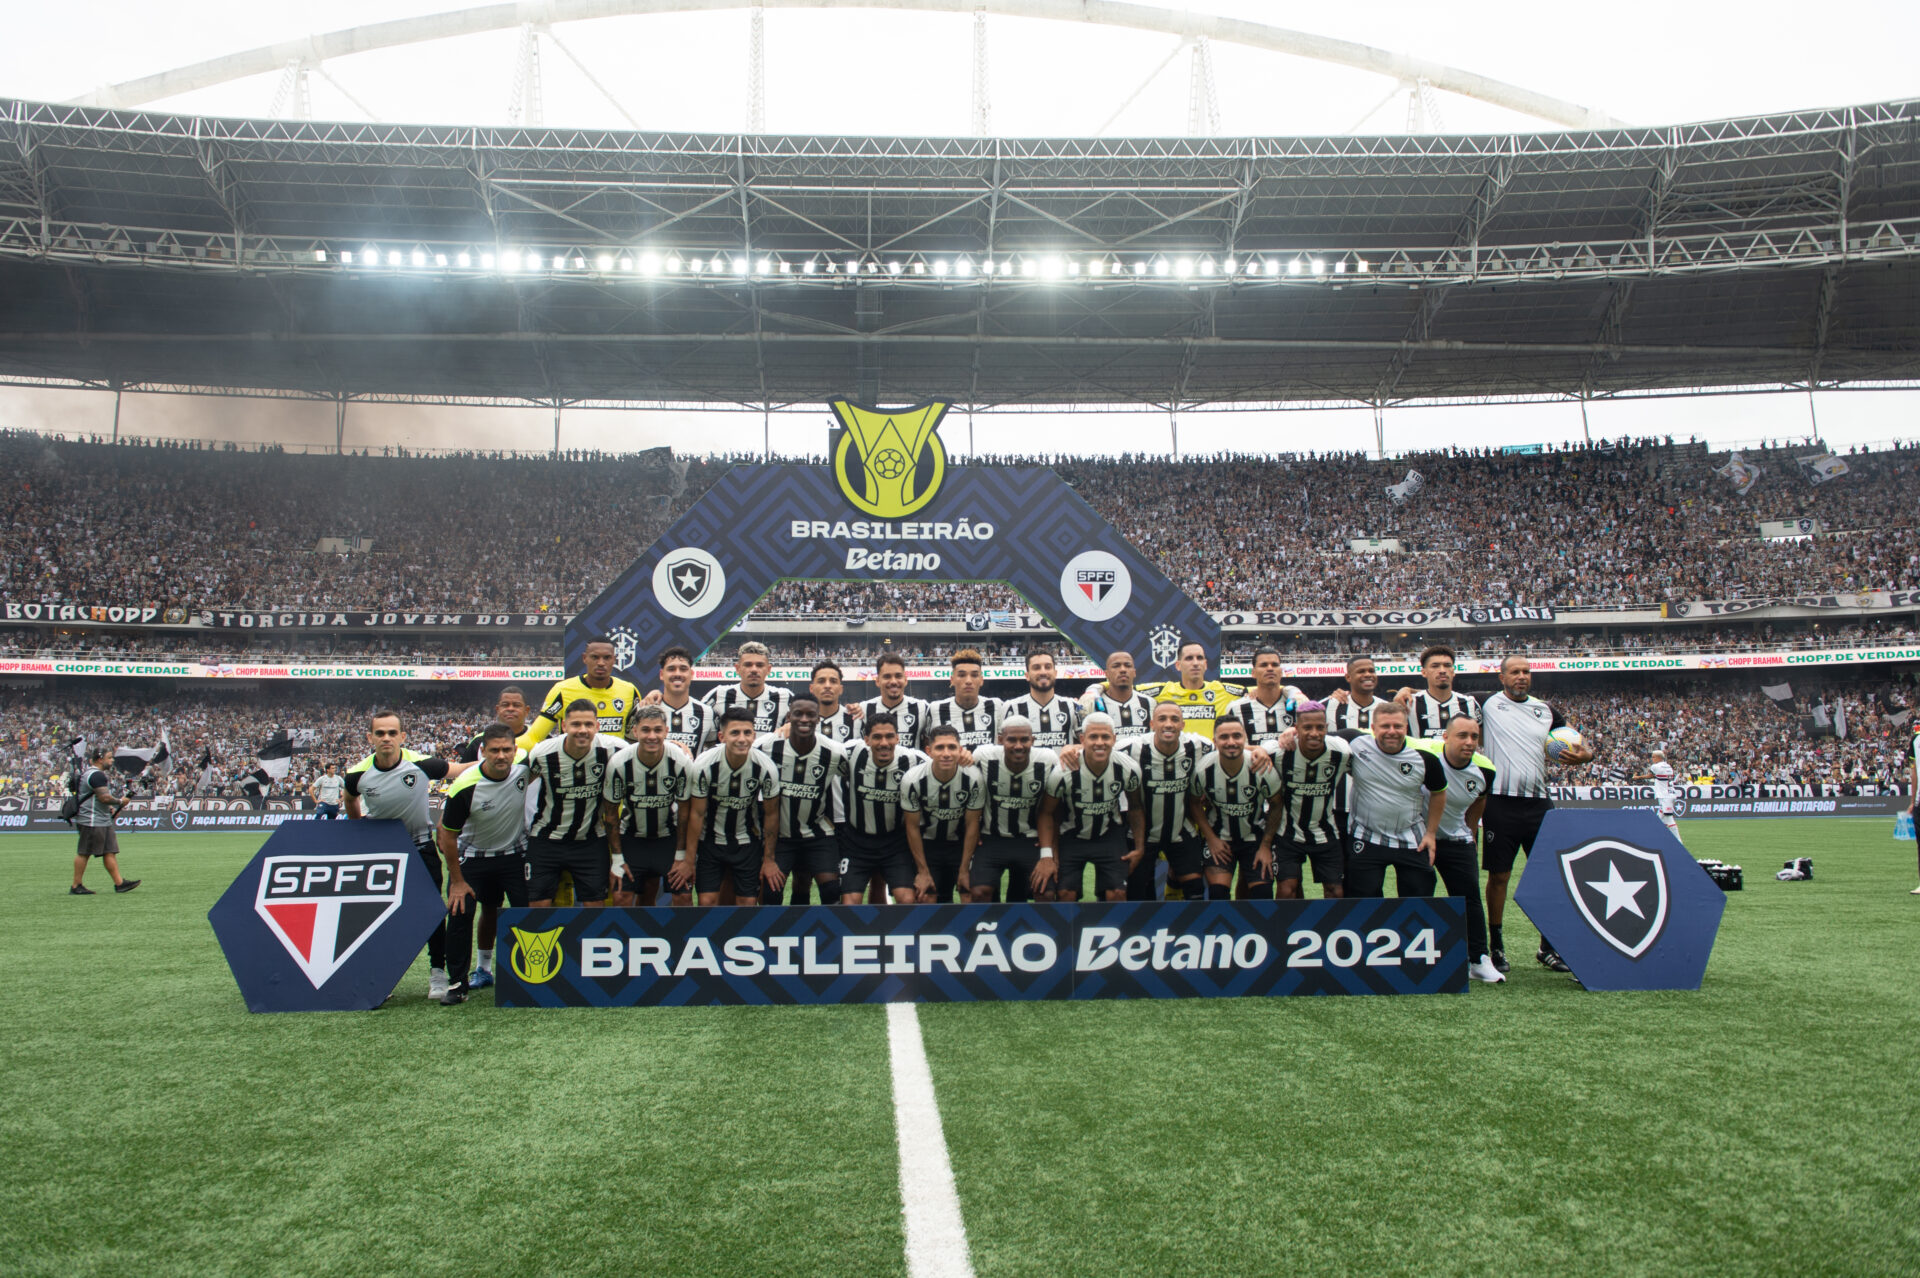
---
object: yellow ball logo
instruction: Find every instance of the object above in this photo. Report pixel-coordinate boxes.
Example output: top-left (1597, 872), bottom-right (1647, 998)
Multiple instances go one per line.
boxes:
top-left (509, 925), bottom-right (565, 984)
top-left (830, 401), bottom-right (949, 519)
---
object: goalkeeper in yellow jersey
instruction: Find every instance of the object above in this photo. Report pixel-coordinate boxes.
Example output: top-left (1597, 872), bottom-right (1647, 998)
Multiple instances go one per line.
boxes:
top-left (517, 636), bottom-right (642, 751)
top-left (1129, 640), bottom-right (1245, 742)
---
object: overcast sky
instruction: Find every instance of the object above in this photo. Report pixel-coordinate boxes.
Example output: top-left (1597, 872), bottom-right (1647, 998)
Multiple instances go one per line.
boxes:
top-left (2, 1), bottom-right (1916, 456)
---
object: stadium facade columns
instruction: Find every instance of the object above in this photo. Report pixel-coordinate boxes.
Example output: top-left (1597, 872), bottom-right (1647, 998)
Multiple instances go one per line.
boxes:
top-left (566, 402), bottom-right (1220, 679)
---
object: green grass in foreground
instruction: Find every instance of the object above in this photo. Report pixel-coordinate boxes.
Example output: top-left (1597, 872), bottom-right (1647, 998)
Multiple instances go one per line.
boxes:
top-left (2, 819), bottom-right (1916, 1276)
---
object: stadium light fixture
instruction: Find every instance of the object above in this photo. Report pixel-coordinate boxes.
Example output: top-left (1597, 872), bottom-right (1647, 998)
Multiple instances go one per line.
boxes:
top-left (479, 252), bottom-right (495, 270)
top-left (595, 253), bottom-right (614, 272)
top-left (571, 257), bottom-right (586, 270)
top-left (1357, 258), bottom-right (1370, 274)
top-left (911, 261), bottom-right (926, 275)
top-left (733, 257), bottom-right (750, 276)
top-left (1133, 261), bottom-right (1148, 276)
top-left (1153, 259), bottom-right (1171, 277)
top-left (1021, 258), bottom-right (1039, 278)
top-left (778, 261), bottom-right (792, 275)
top-left (639, 252), bottom-right (660, 275)
top-left (1087, 259), bottom-right (1104, 276)
top-left (998, 259), bottom-right (1014, 277)
top-left (410, 250), bottom-right (426, 267)
top-left (618, 257), bottom-right (634, 272)
top-left (1066, 259), bottom-right (1080, 277)
top-left (1310, 257), bottom-right (1325, 275)
top-left (339, 250), bottom-right (353, 264)
top-left (889, 260), bottom-right (905, 276)
top-left (664, 253), bottom-right (681, 273)
top-left (389, 251), bottom-right (404, 267)
top-left (802, 259), bottom-right (817, 275)
top-left (757, 257), bottom-right (774, 275)
top-left (845, 258), bottom-right (860, 275)
top-left (550, 254), bottom-right (565, 270)
top-left (312, 249), bottom-right (327, 263)
top-left (1222, 256), bottom-right (1236, 274)
top-left (456, 252), bottom-right (471, 268)
top-left (931, 258), bottom-right (950, 277)
top-left (1288, 258), bottom-right (1304, 275)
top-left (1333, 260), bottom-right (1347, 274)
top-left (955, 257), bottom-right (973, 278)
top-left (1173, 257), bottom-right (1194, 277)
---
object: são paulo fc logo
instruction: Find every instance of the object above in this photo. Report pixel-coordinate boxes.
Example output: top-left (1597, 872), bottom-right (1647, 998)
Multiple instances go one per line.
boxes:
top-left (1059, 550), bottom-right (1132, 621)
top-left (652, 547), bottom-right (727, 619)
top-left (1559, 839), bottom-right (1669, 959)
top-left (254, 852), bottom-right (409, 988)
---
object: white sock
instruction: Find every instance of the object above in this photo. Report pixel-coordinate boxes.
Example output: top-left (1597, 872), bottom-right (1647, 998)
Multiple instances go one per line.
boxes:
top-left (478, 950), bottom-right (494, 974)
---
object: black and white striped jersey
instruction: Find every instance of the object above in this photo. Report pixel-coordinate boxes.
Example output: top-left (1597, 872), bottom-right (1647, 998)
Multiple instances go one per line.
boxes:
top-left (602, 741), bottom-right (693, 841)
top-left (1084, 688), bottom-right (1157, 742)
top-left (840, 744), bottom-right (926, 838)
top-left (1191, 754), bottom-right (1281, 845)
top-left (970, 744), bottom-right (1059, 841)
top-left (1001, 692), bottom-right (1081, 750)
top-left (856, 696), bottom-right (929, 749)
top-left (1338, 732), bottom-right (1446, 849)
top-left (1328, 695), bottom-right (1388, 734)
top-left (1116, 735), bottom-right (1209, 844)
top-left (923, 696), bottom-right (1001, 749)
top-left (1407, 690), bottom-right (1482, 740)
top-left (526, 733), bottom-right (626, 841)
top-left (1224, 692), bottom-right (1295, 749)
top-left (703, 684), bottom-right (794, 735)
top-left (657, 697), bottom-right (717, 754)
top-left (816, 706), bottom-right (860, 745)
top-left (1478, 693), bottom-right (1566, 798)
top-left (758, 736), bottom-right (848, 840)
top-left (688, 745), bottom-right (781, 846)
top-left (1272, 738), bottom-right (1352, 846)
top-left (900, 761), bottom-right (985, 843)
top-left (1045, 753), bottom-right (1142, 842)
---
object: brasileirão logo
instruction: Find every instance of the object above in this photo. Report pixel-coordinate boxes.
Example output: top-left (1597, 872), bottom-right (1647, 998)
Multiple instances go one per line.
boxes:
top-left (829, 400), bottom-right (949, 519)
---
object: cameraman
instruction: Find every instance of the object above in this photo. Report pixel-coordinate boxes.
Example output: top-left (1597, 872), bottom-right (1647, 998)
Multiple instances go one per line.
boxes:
top-left (71, 746), bottom-right (140, 896)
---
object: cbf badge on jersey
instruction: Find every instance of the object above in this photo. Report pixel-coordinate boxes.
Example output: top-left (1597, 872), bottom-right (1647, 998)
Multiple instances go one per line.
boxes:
top-left (1512, 809), bottom-right (1725, 991)
top-left (208, 819), bottom-right (446, 1012)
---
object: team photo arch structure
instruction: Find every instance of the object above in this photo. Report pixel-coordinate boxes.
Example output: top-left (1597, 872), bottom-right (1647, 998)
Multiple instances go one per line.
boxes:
top-left (565, 402), bottom-right (1219, 678)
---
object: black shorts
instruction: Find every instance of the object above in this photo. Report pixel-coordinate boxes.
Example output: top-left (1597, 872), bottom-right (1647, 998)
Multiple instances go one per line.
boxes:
top-left (839, 829), bottom-right (914, 898)
top-left (775, 834), bottom-right (842, 879)
top-left (922, 838), bottom-right (965, 902)
top-left (1272, 836), bottom-right (1343, 886)
top-left (970, 836), bottom-right (1039, 898)
top-left (457, 851), bottom-right (531, 910)
top-left (1059, 833), bottom-right (1129, 897)
top-left (1144, 836), bottom-right (1206, 880)
top-left (1482, 796), bottom-right (1554, 874)
top-left (695, 841), bottom-right (764, 897)
top-left (528, 835), bottom-right (611, 903)
top-left (1217, 838), bottom-right (1271, 884)
top-left (618, 835), bottom-right (682, 882)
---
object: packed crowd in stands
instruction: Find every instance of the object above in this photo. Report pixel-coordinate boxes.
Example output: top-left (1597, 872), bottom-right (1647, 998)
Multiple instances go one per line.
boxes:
top-left (0, 671), bottom-right (1910, 799)
top-left (5, 430), bottom-right (1918, 617)
top-left (4, 616), bottom-right (1915, 669)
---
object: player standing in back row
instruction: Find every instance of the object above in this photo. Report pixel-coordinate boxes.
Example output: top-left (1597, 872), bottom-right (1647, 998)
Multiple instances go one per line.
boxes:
top-left (1134, 641), bottom-right (1244, 741)
top-left (703, 641), bottom-right (793, 733)
top-left (519, 637), bottom-right (640, 748)
top-left (924, 649), bottom-right (1001, 748)
top-left (858, 653), bottom-right (928, 747)
top-left (1001, 649), bottom-right (1080, 750)
top-left (1396, 645), bottom-right (1483, 739)
top-left (1479, 656), bottom-right (1594, 974)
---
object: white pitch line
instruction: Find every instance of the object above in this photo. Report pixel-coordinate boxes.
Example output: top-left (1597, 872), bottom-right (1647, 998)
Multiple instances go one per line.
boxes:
top-left (887, 1001), bottom-right (975, 1278)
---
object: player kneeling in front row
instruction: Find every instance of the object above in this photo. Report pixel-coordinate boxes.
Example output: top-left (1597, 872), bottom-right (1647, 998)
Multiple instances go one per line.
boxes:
top-left (1040, 714), bottom-right (1145, 902)
top-left (902, 725), bottom-right (984, 903)
top-left (962, 717), bottom-right (1057, 903)
top-left (1189, 716), bottom-right (1281, 899)
top-left (1268, 702), bottom-right (1350, 900)
top-left (603, 704), bottom-right (695, 909)
top-left (526, 699), bottom-right (626, 910)
top-left (1414, 715), bottom-right (1505, 984)
top-left (838, 714), bottom-right (935, 904)
top-left (439, 723), bottom-right (530, 1005)
top-left (685, 708), bottom-right (782, 906)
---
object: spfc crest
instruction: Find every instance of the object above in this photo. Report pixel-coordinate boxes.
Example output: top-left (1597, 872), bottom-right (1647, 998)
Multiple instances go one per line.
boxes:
top-left (1559, 839), bottom-right (1669, 958)
top-left (254, 852), bottom-right (408, 988)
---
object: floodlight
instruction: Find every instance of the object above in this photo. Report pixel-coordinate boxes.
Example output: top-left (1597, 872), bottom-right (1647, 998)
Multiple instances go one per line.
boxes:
top-left (551, 254), bottom-right (566, 270)
top-left (639, 252), bottom-right (660, 275)
top-left (339, 250), bottom-right (353, 264)
top-left (888, 260), bottom-right (904, 275)
top-left (1133, 261), bottom-right (1147, 276)
top-left (596, 253), bottom-right (613, 271)
top-left (312, 249), bottom-right (327, 263)
top-left (1153, 259), bottom-right (1171, 276)
top-left (479, 252), bottom-right (495, 269)
top-left (802, 259), bottom-right (817, 275)
top-left (618, 257), bottom-right (634, 272)
top-left (998, 259), bottom-right (1013, 276)
top-left (1288, 258), bottom-right (1303, 275)
top-left (1066, 259), bottom-right (1080, 276)
top-left (911, 261), bottom-right (926, 275)
top-left (456, 252), bottom-right (471, 268)
top-left (1309, 257), bottom-right (1324, 275)
top-left (1174, 258), bottom-right (1194, 278)
top-left (733, 256), bottom-right (750, 275)
top-left (1021, 258), bottom-right (1039, 277)
top-left (757, 257), bottom-right (774, 274)
top-left (1088, 259), bottom-right (1104, 276)
top-left (845, 258), bottom-right (860, 274)
top-left (1333, 260), bottom-right (1346, 274)
top-left (664, 254), bottom-right (681, 273)
top-left (410, 250), bottom-right (426, 267)
top-left (1222, 256), bottom-right (1236, 273)
top-left (1356, 258), bottom-right (1370, 273)
top-left (389, 251), bottom-right (404, 267)
top-left (954, 257), bottom-right (973, 277)
top-left (932, 258), bottom-right (950, 277)
top-left (571, 257), bottom-right (586, 270)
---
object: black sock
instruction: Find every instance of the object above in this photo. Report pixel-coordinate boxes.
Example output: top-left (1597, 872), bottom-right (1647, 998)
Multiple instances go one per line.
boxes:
top-left (1490, 925), bottom-right (1505, 951)
top-left (1205, 880), bottom-right (1232, 900)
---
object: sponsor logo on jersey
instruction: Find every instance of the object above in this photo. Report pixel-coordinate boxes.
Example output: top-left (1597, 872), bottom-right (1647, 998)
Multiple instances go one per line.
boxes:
top-left (829, 400), bottom-right (949, 519)
top-left (255, 852), bottom-right (408, 988)
top-left (1559, 839), bottom-right (1669, 958)
top-left (511, 925), bottom-right (566, 984)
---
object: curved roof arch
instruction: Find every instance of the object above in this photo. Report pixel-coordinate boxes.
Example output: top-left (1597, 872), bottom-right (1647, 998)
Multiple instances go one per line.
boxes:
top-left (67, 0), bottom-right (1622, 130)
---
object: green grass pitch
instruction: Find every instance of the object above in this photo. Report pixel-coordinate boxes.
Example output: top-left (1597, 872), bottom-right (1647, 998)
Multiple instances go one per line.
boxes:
top-left (3, 820), bottom-right (1916, 1276)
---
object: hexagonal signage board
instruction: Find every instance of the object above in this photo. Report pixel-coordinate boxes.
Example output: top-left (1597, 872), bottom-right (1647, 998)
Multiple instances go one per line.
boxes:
top-left (1513, 809), bottom-right (1726, 991)
top-left (207, 819), bottom-right (447, 1012)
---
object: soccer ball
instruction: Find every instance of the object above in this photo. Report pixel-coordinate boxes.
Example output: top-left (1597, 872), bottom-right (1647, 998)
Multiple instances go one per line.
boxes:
top-left (1545, 726), bottom-right (1585, 761)
top-left (871, 448), bottom-right (909, 479)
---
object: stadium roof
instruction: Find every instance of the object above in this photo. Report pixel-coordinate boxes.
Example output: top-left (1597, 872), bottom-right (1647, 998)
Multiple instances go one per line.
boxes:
top-left (1, 95), bottom-right (1917, 410)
